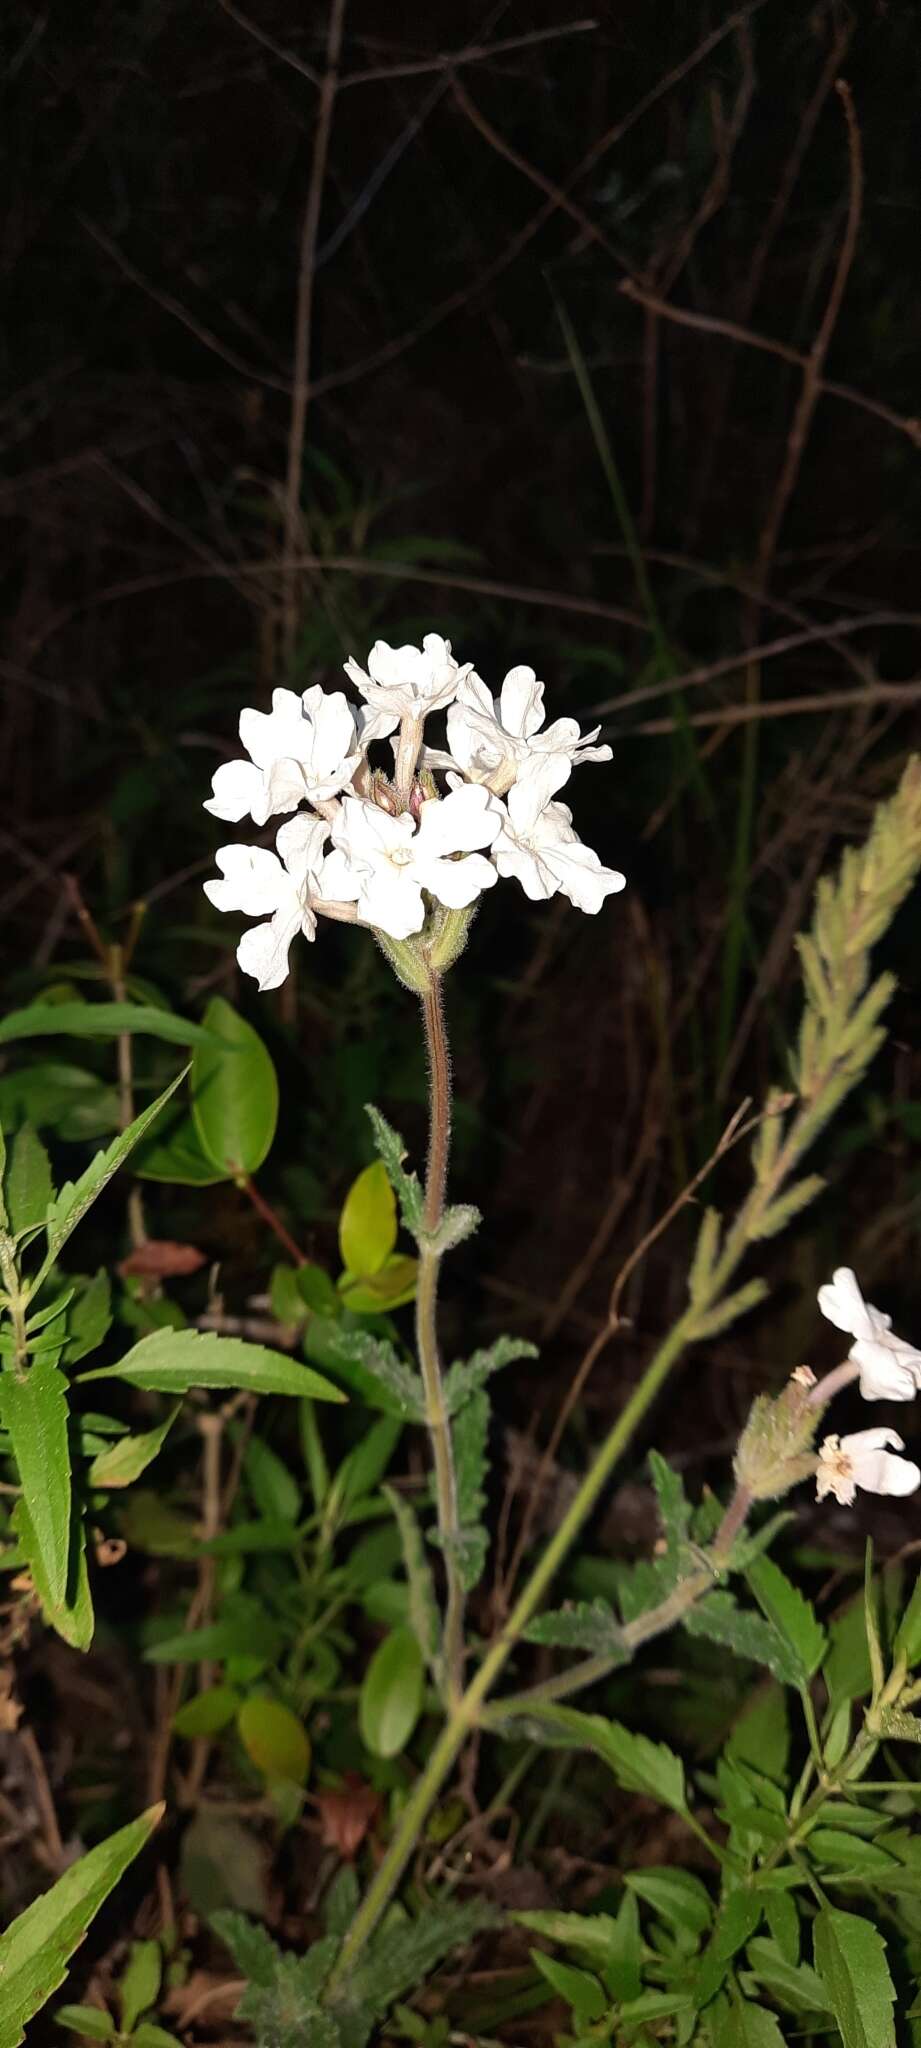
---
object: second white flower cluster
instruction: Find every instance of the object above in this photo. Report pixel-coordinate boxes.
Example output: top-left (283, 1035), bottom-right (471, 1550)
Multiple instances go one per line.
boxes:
top-left (813, 1266), bottom-right (921, 1507)
top-left (203, 635), bottom-right (625, 988)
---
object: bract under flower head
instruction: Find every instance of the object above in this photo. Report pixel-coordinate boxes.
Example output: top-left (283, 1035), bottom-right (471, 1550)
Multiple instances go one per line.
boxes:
top-left (816, 1427), bottom-right (921, 1506)
top-left (326, 785), bottom-right (499, 940)
top-left (343, 634), bottom-right (466, 719)
top-left (205, 685), bottom-right (392, 828)
top-left (486, 781), bottom-right (625, 913)
top-left (204, 814), bottom-right (332, 990)
top-left (817, 1265), bottom-right (921, 1402)
top-left (444, 664), bottom-right (612, 804)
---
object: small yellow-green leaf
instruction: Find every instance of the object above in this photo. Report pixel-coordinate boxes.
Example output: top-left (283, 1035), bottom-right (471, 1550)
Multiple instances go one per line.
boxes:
top-left (339, 1253), bottom-right (417, 1313)
top-left (359, 1626), bottom-right (424, 1759)
top-left (89, 1405), bottom-right (180, 1490)
top-left (237, 1695), bottom-right (311, 1784)
top-left (339, 1161), bottom-right (397, 1278)
top-left (173, 1684), bottom-right (240, 1738)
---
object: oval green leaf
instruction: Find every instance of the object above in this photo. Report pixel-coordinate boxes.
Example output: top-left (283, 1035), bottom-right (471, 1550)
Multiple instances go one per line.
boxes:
top-left (339, 1161), bottom-right (397, 1278)
top-left (173, 1684), bottom-right (241, 1738)
top-left (359, 1625), bottom-right (424, 1759)
top-left (191, 996), bottom-right (278, 1177)
top-left (238, 1695), bottom-right (311, 1785)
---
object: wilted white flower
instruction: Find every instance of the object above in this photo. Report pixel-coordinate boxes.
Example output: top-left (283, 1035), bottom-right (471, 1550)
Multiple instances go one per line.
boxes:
top-left (343, 634), bottom-right (466, 721)
top-left (204, 814), bottom-right (335, 990)
top-left (442, 664), bottom-right (612, 806)
top-left (486, 781), bottom-right (625, 913)
top-left (816, 1428), bottom-right (921, 1506)
top-left (205, 685), bottom-right (393, 827)
top-left (817, 1266), bottom-right (921, 1403)
top-left (325, 785), bottom-right (499, 940)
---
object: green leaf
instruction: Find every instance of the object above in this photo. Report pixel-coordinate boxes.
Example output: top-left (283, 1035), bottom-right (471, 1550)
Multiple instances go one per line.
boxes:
top-left (625, 1867), bottom-right (714, 1939)
top-left (3, 1126), bottom-right (52, 1238)
top-left (0, 1062), bottom-right (118, 1138)
top-left (0, 1805), bottom-right (161, 2046)
top-left (746, 1936), bottom-right (828, 2012)
top-left (88, 1404), bottom-right (180, 1489)
top-left (533, 1705), bottom-right (686, 1812)
top-left (79, 1327), bottom-right (345, 1400)
top-left (344, 1898), bottom-right (496, 2024)
top-left (747, 1555), bottom-right (826, 1684)
top-left (530, 1951), bottom-right (606, 2022)
top-left (317, 1326), bottom-right (423, 1419)
top-left (516, 1909), bottom-right (625, 1971)
top-left (695, 1892), bottom-right (763, 2006)
top-left (383, 1486), bottom-right (441, 1676)
top-left (443, 1336), bottom-right (538, 1415)
top-left (523, 1600), bottom-right (628, 1657)
top-left (725, 1683), bottom-right (790, 1785)
top-left (132, 2029), bottom-right (184, 2048)
top-left (338, 1253), bottom-right (417, 1314)
top-left (0, 1358), bottom-right (71, 1607)
top-left (812, 1907), bottom-right (896, 2048)
top-left (13, 1497), bottom-right (93, 1651)
top-left (648, 1450), bottom-right (691, 1555)
top-left (336, 1416), bottom-right (402, 1512)
top-left (684, 1592), bottom-right (804, 1686)
top-left (191, 996), bottom-right (278, 1177)
top-left (61, 1271), bottom-right (112, 1366)
top-left (118, 1939), bottom-right (162, 2033)
top-left (133, 1107), bottom-right (229, 1186)
top-left (39, 1069), bottom-right (187, 1283)
top-left (894, 1568), bottom-right (921, 1667)
top-left (359, 1625), bottom-right (424, 1759)
top-left (173, 1684), bottom-right (240, 1738)
top-left (339, 1161), bottom-right (397, 1278)
top-left (237, 1696), bottom-right (311, 1785)
top-left (145, 1598), bottom-right (283, 1667)
top-left (365, 1105), bottom-right (424, 1237)
top-left (708, 1991), bottom-right (786, 2046)
top-left (53, 2005), bottom-right (114, 2038)
top-left (0, 1003), bottom-right (210, 1046)
top-left (242, 1434), bottom-right (300, 1523)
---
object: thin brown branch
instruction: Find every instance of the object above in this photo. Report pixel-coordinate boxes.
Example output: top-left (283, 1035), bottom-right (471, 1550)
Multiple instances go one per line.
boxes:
top-left (340, 20), bottom-right (598, 88)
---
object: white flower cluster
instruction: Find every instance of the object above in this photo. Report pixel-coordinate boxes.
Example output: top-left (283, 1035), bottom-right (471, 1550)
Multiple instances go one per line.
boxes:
top-left (813, 1266), bottom-right (921, 1505)
top-left (203, 636), bottom-right (625, 988)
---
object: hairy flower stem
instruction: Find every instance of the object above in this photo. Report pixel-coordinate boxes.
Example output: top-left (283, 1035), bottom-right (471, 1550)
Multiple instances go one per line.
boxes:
top-left (418, 976), bottom-right (465, 1705)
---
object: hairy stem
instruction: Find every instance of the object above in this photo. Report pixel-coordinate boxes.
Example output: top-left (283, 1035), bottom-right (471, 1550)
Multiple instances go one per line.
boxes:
top-left (418, 976), bottom-right (465, 1704)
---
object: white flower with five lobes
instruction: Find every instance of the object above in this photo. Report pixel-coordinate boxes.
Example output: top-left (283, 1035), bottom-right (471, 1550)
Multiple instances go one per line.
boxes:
top-left (323, 784), bottom-right (500, 940)
top-left (205, 685), bottom-right (396, 827)
top-left (204, 814), bottom-right (340, 991)
top-left (817, 1266), bottom-right (921, 1402)
top-left (816, 1428), bottom-right (921, 1506)
top-left (485, 780), bottom-right (626, 913)
top-left (441, 663), bottom-right (612, 805)
top-left (343, 634), bottom-right (467, 720)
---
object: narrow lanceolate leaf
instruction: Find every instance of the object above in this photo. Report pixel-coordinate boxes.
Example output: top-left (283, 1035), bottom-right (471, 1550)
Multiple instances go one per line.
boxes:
top-left (684, 1592), bottom-right (804, 1686)
top-left (648, 1450), bottom-right (691, 1557)
top-left (38, 1069), bottom-right (187, 1285)
top-left (191, 996), bottom-right (278, 1177)
top-left (88, 1404), bottom-right (181, 1489)
top-left (383, 1485), bottom-right (441, 1676)
top-left (13, 1498), bottom-right (93, 1652)
top-left (78, 1328), bottom-right (345, 1401)
top-left (0, 1805), bottom-right (162, 2047)
top-left (523, 1599), bottom-right (629, 1658)
top-left (443, 1336), bottom-right (538, 1415)
top-left (812, 1907), bottom-right (896, 2048)
top-left (747, 1555), bottom-right (826, 1685)
top-left (0, 1358), bottom-right (71, 1608)
top-left (3, 1126), bottom-right (53, 1239)
top-left (365, 1104), bottom-right (424, 1236)
top-left (0, 1001), bottom-right (210, 1047)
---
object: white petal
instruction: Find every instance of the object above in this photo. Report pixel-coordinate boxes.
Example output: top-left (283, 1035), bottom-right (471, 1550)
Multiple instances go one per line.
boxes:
top-left (511, 752), bottom-right (573, 823)
top-left (237, 908), bottom-right (309, 991)
top-left (203, 845), bottom-right (287, 916)
top-left (204, 760), bottom-right (265, 823)
top-left (318, 845), bottom-right (363, 902)
top-left (423, 852), bottom-right (498, 908)
top-left (240, 691), bottom-right (304, 770)
top-left (360, 867), bottom-right (426, 940)
top-left (263, 756), bottom-right (309, 818)
top-left (415, 785), bottom-right (500, 858)
top-left (276, 811), bottom-right (329, 879)
top-left (355, 702), bottom-right (399, 747)
top-left (499, 665), bottom-right (545, 739)
top-left (817, 1268), bottom-right (876, 1339)
top-left (853, 1337), bottom-right (921, 1402)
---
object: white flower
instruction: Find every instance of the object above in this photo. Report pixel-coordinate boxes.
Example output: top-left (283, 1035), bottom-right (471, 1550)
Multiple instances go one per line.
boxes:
top-left (442, 664), bottom-right (612, 806)
top-left (205, 685), bottom-right (392, 827)
top-left (343, 634), bottom-right (466, 720)
top-left (486, 781), bottom-right (625, 913)
top-left (325, 786), bottom-right (499, 939)
top-left (816, 1428), bottom-right (921, 1506)
top-left (817, 1266), bottom-right (921, 1402)
top-left (204, 814), bottom-right (331, 990)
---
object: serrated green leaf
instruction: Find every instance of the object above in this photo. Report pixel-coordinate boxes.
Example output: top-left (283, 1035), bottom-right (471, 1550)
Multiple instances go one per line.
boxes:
top-left (0, 1805), bottom-right (161, 2046)
top-left (12, 1496), bottom-right (93, 1651)
top-left (523, 1599), bottom-right (628, 1657)
top-left (695, 1891), bottom-right (763, 2006)
top-left (684, 1592), bottom-right (803, 1685)
top-left (344, 1898), bottom-right (495, 2023)
top-left (339, 1161), bottom-right (397, 1279)
top-left (359, 1625), bottom-right (424, 1759)
top-left (365, 1105), bottom-right (424, 1236)
top-left (88, 1404), bottom-right (180, 1489)
top-left (443, 1336), bottom-right (537, 1415)
top-left (532, 1704), bottom-right (686, 1812)
top-left (383, 1485), bottom-right (441, 1675)
top-left (708, 1991), bottom-right (786, 2046)
top-left (4, 1125), bottom-right (52, 1239)
top-left (747, 1555), bottom-right (826, 1684)
top-left (191, 996), bottom-right (278, 1177)
top-left (812, 1907), bottom-right (896, 2048)
top-left (515, 1909), bottom-right (625, 1970)
top-left (626, 1867), bottom-right (713, 1938)
top-left (37, 1068), bottom-right (187, 1286)
top-left (79, 1327), bottom-right (344, 1400)
top-left (0, 1358), bottom-right (71, 1607)
top-left (317, 1326), bottom-right (423, 1419)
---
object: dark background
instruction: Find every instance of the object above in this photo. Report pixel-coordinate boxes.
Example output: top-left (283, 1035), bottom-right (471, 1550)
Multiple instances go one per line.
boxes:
top-left (4, 0), bottom-right (921, 1590)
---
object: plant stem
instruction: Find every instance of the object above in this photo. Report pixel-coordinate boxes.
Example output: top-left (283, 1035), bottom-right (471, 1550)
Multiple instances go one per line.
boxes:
top-left (418, 976), bottom-right (465, 1705)
top-left (238, 1174), bottom-right (306, 1267)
